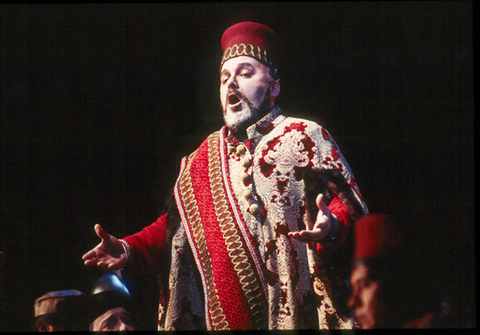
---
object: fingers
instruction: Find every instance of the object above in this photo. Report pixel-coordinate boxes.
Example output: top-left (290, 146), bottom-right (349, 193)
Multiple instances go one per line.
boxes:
top-left (83, 224), bottom-right (123, 268)
top-left (83, 258), bottom-right (99, 266)
top-left (83, 224), bottom-right (108, 265)
top-left (82, 249), bottom-right (95, 261)
top-left (96, 260), bottom-right (110, 269)
top-left (316, 193), bottom-right (331, 221)
top-left (107, 261), bottom-right (122, 270)
top-left (98, 259), bottom-right (121, 270)
top-left (288, 229), bottom-right (323, 242)
top-left (289, 194), bottom-right (331, 243)
top-left (316, 193), bottom-right (324, 211)
top-left (84, 257), bottom-right (112, 269)
top-left (288, 231), bottom-right (306, 242)
top-left (94, 224), bottom-right (110, 240)
top-left (288, 230), bottom-right (311, 242)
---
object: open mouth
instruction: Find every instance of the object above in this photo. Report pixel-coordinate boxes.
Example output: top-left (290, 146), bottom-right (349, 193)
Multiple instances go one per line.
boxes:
top-left (228, 93), bottom-right (242, 109)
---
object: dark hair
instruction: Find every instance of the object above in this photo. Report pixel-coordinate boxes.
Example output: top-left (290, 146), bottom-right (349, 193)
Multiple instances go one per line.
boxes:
top-left (267, 66), bottom-right (281, 83)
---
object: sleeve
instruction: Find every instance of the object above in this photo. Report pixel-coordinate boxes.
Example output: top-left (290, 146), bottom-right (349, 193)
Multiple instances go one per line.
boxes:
top-left (315, 125), bottom-right (368, 214)
top-left (122, 213), bottom-right (168, 275)
top-left (317, 195), bottom-right (352, 251)
top-left (312, 123), bottom-right (368, 251)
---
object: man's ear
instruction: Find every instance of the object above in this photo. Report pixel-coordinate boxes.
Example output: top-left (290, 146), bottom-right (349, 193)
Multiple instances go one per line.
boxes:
top-left (271, 80), bottom-right (281, 98)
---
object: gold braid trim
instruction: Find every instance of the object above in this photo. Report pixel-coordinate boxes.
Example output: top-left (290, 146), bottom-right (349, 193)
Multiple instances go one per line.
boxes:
top-left (207, 134), bottom-right (268, 329)
top-left (220, 43), bottom-right (274, 68)
top-left (178, 151), bottom-right (230, 330)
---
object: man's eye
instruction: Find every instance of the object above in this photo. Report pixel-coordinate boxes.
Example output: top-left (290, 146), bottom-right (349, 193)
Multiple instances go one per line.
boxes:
top-left (240, 72), bottom-right (252, 78)
top-left (103, 319), bottom-right (117, 330)
top-left (361, 280), bottom-right (372, 288)
top-left (221, 75), bottom-right (229, 84)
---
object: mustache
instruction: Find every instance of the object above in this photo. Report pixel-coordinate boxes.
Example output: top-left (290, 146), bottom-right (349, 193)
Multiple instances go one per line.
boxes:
top-left (227, 89), bottom-right (248, 102)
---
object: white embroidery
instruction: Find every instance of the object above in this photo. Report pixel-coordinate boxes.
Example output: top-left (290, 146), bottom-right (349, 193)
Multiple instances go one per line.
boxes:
top-left (160, 224), bottom-right (205, 330)
top-left (263, 129), bottom-right (310, 175)
top-left (163, 110), bottom-right (366, 330)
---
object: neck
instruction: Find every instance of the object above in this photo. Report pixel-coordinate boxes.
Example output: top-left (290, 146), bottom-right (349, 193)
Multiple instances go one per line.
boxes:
top-left (230, 125), bottom-right (249, 142)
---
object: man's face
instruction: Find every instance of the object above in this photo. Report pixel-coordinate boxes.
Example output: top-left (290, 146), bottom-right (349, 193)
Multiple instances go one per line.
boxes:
top-left (348, 264), bottom-right (383, 329)
top-left (220, 56), bottom-right (278, 134)
top-left (90, 306), bottom-right (135, 331)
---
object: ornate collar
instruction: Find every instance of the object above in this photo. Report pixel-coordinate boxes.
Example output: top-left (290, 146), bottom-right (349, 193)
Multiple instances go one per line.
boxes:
top-left (246, 105), bottom-right (282, 139)
top-left (225, 106), bottom-right (284, 147)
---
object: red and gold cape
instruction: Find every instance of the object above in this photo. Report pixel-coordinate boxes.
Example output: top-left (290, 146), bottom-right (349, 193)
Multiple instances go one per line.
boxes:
top-left (174, 128), bottom-right (268, 330)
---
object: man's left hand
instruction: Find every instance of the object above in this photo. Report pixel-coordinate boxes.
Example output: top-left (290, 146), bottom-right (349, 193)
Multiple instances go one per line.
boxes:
top-left (288, 193), bottom-right (332, 242)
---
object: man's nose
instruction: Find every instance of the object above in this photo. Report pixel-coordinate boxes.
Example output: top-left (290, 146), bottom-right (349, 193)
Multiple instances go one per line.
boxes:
top-left (118, 321), bottom-right (135, 331)
top-left (227, 75), bottom-right (238, 89)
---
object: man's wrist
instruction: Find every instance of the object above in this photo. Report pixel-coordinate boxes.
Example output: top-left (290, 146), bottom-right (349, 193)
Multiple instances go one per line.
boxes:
top-left (322, 214), bottom-right (339, 248)
top-left (119, 239), bottom-right (132, 267)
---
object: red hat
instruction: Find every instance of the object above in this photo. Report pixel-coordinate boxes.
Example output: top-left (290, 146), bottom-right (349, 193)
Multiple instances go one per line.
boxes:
top-left (220, 21), bottom-right (282, 70)
top-left (353, 214), bottom-right (404, 264)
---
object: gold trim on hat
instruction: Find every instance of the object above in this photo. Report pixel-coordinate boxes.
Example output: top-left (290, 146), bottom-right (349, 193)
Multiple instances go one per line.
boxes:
top-left (221, 43), bottom-right (274, 68)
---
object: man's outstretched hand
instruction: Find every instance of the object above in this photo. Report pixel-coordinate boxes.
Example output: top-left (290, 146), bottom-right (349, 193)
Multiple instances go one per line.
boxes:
top-left (82, 224), bottom-right (126, 270)
top-left (288, 193), bottom-right (332, 242)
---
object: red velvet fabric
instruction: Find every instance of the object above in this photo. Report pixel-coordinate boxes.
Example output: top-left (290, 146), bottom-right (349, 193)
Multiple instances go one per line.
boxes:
top-left (123, 213), bottom-right (167, 275)
top-left (317, 195), bottom-right (351, 251)
top-left (179, 136), bottom-right (256, 329)
top-left (220, 21), bottom-right (282, 67)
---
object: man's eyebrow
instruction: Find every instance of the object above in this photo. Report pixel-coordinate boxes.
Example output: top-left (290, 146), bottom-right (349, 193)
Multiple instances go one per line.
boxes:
top-left (100, 314), bottom-right (116, 328)
top-left (237, 62), bottom-right (255, 71)
top-left (221, 62), bottom-right (256, 76)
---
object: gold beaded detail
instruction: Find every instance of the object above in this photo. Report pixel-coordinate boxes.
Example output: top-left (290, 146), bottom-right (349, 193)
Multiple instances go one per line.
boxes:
top-left (221, 43), bottom-right (274, 68)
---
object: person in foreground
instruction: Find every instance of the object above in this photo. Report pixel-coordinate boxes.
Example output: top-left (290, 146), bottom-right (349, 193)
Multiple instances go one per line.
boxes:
top-left (88, 271), bottom-right (135, 331)
top-left (83, 21), bottom-right (368, 330)
top-left (34, 289), bottom-right (89, 332)
top-left (348, 214), bottom-right (473, 329)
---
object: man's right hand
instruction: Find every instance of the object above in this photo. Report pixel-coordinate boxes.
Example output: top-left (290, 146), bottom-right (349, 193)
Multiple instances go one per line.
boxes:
top-left (82, 224), bottom-right (126, 270)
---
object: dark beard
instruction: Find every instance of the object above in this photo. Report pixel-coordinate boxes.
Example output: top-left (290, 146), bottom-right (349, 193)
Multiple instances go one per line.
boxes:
top-left (223, 86), bottom-right (271, 135)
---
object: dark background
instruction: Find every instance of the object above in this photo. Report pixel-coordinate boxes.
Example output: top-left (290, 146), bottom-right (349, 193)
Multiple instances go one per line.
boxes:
top-left (0, 2), bottom-right (474, 331)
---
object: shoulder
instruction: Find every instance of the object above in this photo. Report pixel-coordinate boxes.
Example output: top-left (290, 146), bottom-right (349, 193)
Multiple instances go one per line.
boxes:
top-left (277, 115), bottom-right (331, 140)
top-left (282, 115), bottom-right (321, 128)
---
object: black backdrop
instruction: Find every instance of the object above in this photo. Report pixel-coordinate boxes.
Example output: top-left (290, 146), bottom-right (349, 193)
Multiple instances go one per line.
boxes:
top-left (0, 2), bottom-right (474, 331)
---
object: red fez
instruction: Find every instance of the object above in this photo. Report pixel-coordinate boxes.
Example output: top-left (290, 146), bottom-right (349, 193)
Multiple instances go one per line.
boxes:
top-left (220, 21), bottom-right (282, 70)
top-left (353, 214), bottom-right (404, 264)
